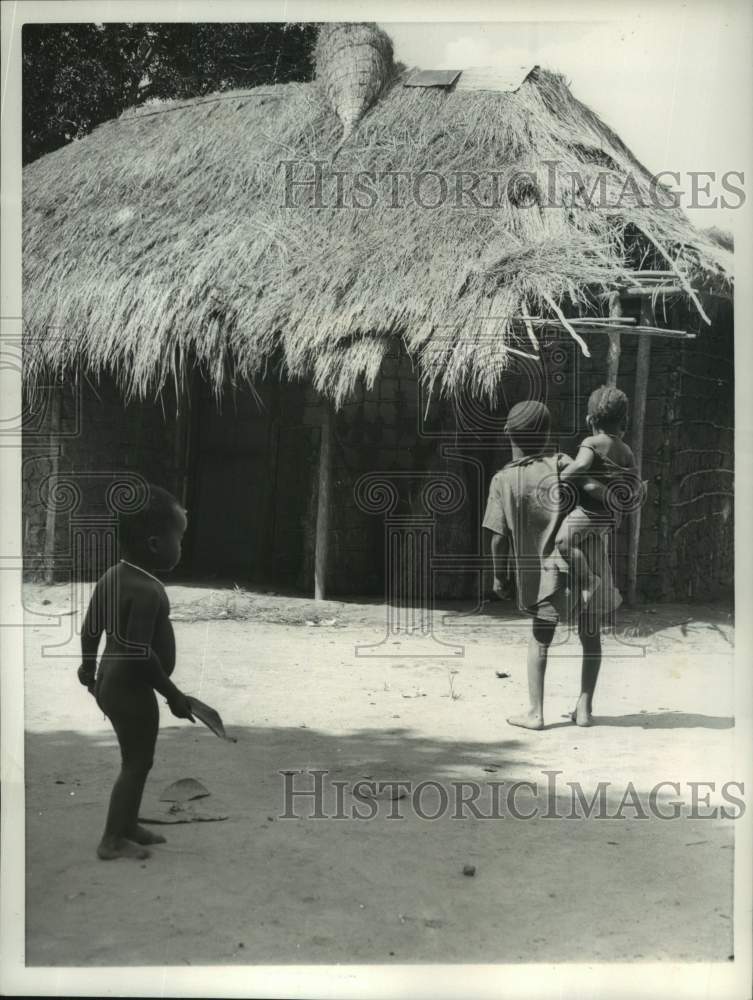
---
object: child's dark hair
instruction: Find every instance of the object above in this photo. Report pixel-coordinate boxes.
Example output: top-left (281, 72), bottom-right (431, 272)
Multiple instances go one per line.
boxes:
top-left (587, 386), bottom-right (628, 431)
top-left (504, 400), bottom-right (552, 454)
top-left (117, 483), bottom-right (182, 555)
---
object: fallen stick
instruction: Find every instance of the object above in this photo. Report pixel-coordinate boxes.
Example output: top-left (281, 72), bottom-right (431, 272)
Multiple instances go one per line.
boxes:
top-left (139, 813), bottom-right (229, 825)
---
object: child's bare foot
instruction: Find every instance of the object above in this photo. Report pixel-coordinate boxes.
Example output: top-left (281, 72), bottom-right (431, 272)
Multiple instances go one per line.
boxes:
top-left (130, 824), bottom-right (166, 846)
top-left (507, 712), bottom-right (544, 731)
top-left (581, 575), bottom-right (602, 608)
top-left (569, 701), bottom-right (594, 727)
top-left (96, 837), bottom-right (151, 861)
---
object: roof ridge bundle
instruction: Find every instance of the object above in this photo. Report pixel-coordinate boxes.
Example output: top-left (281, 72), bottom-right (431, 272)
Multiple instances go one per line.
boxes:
top-left (315, 22), bottom-right (395, 141)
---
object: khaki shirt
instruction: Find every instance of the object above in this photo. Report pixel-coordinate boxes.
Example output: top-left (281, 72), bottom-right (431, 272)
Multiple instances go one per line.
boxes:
top-left (483, 452), bottom-right (571, 615)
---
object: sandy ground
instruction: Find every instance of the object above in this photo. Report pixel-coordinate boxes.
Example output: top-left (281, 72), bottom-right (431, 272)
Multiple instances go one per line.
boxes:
top-left (22, 583), bottom-right (736, 966)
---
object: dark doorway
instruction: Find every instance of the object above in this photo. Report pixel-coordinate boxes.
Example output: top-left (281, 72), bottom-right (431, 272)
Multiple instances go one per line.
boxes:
top-left (183, 379), bottom-right (314, 588)
top-left (185, 381), bottom-right (274, 581)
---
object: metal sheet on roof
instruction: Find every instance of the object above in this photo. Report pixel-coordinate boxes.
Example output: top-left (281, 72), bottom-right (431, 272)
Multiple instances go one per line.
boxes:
top-left (404, 69), bottom-right (462, 88)
top-left (455, 64), bottom-right (538, 93)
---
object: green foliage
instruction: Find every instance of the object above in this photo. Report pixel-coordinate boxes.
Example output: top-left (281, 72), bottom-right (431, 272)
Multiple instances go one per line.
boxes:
top-left (22, 22), bottom-right (318, 163)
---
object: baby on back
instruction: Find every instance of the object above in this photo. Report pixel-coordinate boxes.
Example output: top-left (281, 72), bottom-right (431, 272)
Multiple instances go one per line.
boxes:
top-left (555, 386), bottom-right (639, 607)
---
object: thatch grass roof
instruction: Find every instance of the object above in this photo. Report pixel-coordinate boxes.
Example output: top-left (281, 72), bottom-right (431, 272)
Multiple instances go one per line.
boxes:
top-left (705, 226), bottom-right (734, 254)
top-left (23, 28), bottom-right (733, 405)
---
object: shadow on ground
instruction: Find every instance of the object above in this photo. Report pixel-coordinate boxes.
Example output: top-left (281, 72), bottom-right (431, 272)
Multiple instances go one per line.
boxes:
top-left (24, 721), bottom-right (735, 967)
top-left (589, 712), bottom-right (734, 730)
top-left (546, 712), bottom-right (734, 732)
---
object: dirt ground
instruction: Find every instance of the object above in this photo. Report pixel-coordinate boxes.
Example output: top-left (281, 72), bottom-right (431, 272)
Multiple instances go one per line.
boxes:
top-left (22, 583), bottom-right (736, 966)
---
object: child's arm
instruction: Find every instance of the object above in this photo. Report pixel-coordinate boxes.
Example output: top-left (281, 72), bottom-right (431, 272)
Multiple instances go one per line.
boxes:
top-left (125, 586), bottom-right (194, 721)
top-left (78, 584), bottom-right (103, 692)
top-left (483, 474), bottom-right (514, 600)
top-left (559, 444), bottom-right (596, 482)
top-left (490, 532), bottom-right (513, 599)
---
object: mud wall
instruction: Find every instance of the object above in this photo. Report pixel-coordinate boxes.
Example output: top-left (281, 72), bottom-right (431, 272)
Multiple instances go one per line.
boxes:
top-left (23, 302), bottom-right (733, 603)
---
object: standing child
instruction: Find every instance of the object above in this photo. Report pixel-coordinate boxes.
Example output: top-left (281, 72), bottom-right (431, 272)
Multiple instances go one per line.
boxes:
top-left (555, 386), bottom-right (638, 608)
top-left (77, 484), bottom-right (195, 860)
top-left (483, 400), bottom-right (616, 729)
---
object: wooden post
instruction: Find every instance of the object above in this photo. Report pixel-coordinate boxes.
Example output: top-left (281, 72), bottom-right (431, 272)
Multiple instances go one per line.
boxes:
top-left (173, 373), bottom-right (195, 508)
top-left (606, 292), bottom-right (623, 387)
top-left (43, 383), bottom-right (63, 584)
top-left (173, 390), bottom-right (188, 508)
top-left (262, 383), bottom-right (282, 583)
top-left (178, 369), bottom-right (203, 573)
top-left (626, 299), bottom-right (653, 605)
top-left (314, 401), bottom-right (332, 600)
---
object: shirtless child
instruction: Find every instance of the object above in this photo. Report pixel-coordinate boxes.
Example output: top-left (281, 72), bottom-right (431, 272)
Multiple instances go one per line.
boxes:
top-left (77, 484), bottom-right (195, 861)
top-left (555, 386), bottom-right (638, 607)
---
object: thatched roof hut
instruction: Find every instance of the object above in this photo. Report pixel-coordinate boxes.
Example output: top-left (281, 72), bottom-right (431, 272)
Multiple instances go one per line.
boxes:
top-left (22, 23), bottom-right (735, 605)
top-left (23, 22), bottom-right (732, 407)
